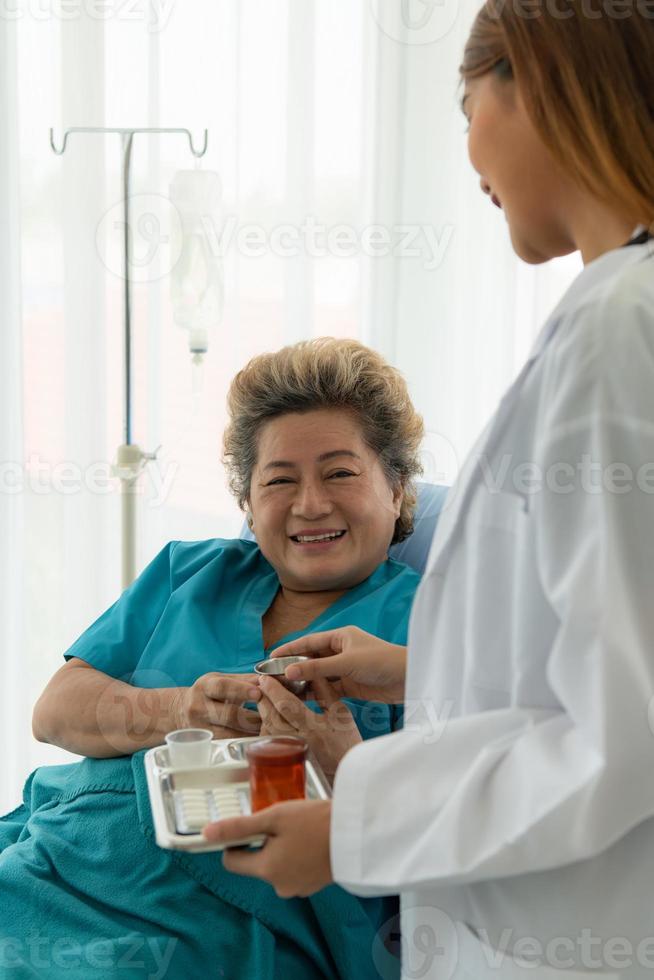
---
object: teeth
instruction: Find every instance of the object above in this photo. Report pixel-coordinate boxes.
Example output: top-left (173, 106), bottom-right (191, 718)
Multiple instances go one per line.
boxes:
top-left (295, 531), bottom-right (344, 543)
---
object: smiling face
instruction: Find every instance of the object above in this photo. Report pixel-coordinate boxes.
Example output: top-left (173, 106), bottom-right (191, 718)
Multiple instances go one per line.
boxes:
top-left (462, 71), bottom-right (582, 264)
top-left (247, 409), bottom-right (403, 593)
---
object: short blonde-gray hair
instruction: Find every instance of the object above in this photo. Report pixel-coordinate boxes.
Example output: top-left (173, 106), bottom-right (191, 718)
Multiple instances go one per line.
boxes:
top-left (222, 338), bottom-right (424, 544)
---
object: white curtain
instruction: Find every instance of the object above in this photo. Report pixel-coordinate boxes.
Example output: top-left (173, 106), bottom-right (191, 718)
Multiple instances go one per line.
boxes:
top-left (361, 0), bottom-right (583, 483)
top-left (0, 0), bottom-right (581, 811)
top-left (1, 15), bottom-right (29, 809)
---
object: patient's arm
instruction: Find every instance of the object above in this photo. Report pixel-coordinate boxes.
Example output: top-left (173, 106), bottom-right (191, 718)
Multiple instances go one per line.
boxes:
top-left (33, 658), bottom-right (261, 758)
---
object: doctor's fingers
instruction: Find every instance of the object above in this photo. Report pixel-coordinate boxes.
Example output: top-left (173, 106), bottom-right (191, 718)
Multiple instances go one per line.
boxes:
top-left (269, 627), bottom-right (362, 662)
top-left (212, 825), bottom-right (294, 892)
top-left (210, 800), bottom-right (332, 897)
top-left (221, 842), bottom-right (312, 897)
top-left (281, 653), bottom-right (351, 698)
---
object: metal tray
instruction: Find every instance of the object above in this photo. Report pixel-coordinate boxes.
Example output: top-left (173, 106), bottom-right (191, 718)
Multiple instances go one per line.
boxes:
top-left (144, 736), bottom-right (331, 853)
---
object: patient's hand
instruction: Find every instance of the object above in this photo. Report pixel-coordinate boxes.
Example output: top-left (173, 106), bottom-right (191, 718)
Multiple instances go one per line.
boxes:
top-left (257, 675), bottom-right (362, 782)
top-left (172, 672), bottom-right (262, 739)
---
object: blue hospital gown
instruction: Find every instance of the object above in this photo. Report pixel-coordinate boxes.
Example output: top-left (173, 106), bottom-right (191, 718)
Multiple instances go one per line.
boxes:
top-left (0, 539), bottom-right (420, 980)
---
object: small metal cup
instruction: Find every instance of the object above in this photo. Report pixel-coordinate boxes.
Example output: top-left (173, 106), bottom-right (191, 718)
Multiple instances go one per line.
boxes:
top-left (254, 656), bottom-right (311, 696)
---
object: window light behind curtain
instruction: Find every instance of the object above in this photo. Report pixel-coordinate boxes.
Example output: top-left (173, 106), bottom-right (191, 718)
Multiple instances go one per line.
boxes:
top-left (0, 0), bottom-right (581, 810)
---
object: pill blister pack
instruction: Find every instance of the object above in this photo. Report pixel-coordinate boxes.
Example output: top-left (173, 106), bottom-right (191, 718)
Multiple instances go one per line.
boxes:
top-left (173, 785), bottom-right (250, 834)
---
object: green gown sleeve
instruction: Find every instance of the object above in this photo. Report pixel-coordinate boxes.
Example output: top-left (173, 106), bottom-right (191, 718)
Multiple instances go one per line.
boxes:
top-left (62, 542), bottom-right (178, 682)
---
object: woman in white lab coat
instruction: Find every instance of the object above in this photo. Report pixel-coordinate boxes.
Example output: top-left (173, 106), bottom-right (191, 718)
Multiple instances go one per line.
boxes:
top-left (204, 6), bottom-right (654, 978)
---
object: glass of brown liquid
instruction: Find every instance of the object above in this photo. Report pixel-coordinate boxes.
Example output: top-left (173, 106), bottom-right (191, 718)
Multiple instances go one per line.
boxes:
top-left (245, 736), bottom-right (308, 812)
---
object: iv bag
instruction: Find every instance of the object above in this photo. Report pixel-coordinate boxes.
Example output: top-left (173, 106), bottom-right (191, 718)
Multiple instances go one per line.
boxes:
top-left (170, 170), bottom-right (224, 354)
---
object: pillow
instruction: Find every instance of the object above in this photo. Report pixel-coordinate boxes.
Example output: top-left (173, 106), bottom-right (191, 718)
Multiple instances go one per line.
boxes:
top-left (387, 483), bottom-right (449, 574)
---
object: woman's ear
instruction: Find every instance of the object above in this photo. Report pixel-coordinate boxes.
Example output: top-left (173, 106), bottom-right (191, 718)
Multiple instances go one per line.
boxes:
top-left (245, 503), bottom-right (254, 530)
top-left (393, 485), bottom-right (404, 519)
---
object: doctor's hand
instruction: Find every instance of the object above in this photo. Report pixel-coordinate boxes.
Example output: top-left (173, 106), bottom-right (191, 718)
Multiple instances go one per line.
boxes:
top-left (172, 672), bottom-right (262, 739)
top-left (257, 674), bottom-right (362, 781)
top-left (203, 799), bottom-right (333, 898)
top-left (270, 626), bottom-right (407, 703)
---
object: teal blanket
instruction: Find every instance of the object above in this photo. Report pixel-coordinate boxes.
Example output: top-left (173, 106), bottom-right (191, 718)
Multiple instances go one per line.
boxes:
top-left (0, 753), bottom-right (398, 980)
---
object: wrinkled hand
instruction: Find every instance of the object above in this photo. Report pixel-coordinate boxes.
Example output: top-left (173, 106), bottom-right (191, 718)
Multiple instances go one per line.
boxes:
top-left (257, 674), bottom-right (361, 781)
top-left (270, 626), bottom-right (407, 703)
top-left (172, 672), bottom-right (262, 739)
top-left (203, 799), bottom-right (333, 898)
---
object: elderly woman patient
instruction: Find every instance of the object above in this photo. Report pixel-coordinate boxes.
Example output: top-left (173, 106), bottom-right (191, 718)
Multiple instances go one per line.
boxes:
top-left (0, 338), bottom-right (423, 980)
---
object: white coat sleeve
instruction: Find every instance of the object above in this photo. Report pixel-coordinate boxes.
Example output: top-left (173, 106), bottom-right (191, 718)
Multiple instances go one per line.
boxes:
top-left (330, 287), bottom-right (654, 895)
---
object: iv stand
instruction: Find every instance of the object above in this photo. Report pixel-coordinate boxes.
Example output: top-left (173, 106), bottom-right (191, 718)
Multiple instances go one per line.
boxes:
top-left (50, 126), bottom-right (209, 589)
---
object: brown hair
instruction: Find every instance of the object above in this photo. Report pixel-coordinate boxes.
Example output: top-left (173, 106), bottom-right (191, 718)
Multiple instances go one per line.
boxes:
top-left (222, 338), bottom-right (424, 544)
top-left (460, 1), bottom-right (654, 233)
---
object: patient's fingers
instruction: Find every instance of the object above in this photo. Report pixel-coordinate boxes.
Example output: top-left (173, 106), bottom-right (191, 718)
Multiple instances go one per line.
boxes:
top-left (206, 722), bottom-right (261, 740)
top-left (189, 691), bottom-right (261, 732)
top-left (259, 676), bottom-right (318, 731)
top-left (310, 675), bottom-right (341, 713)
top-left (199, 673), bottom-right (261, 704)
top-left (206, 700), bottom-right (261, 733)
top-left (258, 675), bottom-right (303, 712)
top-left (258, 694), bottom-right (297, 735)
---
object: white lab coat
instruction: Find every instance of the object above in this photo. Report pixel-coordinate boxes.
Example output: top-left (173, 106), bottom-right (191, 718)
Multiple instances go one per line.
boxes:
top-left (331, 239), bottom-right (654, 979)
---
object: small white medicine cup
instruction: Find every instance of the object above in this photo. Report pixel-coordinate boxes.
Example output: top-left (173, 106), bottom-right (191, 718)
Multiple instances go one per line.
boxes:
top-left (165, 728), bottom-right (214, 769)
